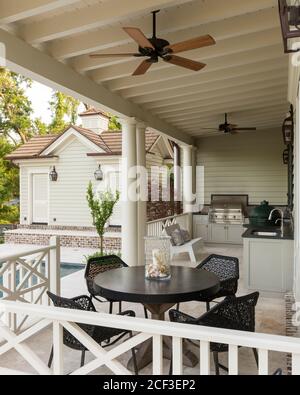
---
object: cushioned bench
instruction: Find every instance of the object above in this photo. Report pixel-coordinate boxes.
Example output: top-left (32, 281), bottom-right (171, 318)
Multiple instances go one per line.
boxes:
top-left (165, 224), bottom-right (204, 264)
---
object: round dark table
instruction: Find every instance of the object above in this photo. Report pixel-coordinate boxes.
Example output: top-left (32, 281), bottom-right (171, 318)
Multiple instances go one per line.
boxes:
top-left (93, 266), bottom-right (220, 371)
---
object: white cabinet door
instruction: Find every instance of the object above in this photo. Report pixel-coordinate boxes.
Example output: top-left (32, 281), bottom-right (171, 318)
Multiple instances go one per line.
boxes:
top-left (211, 224), bottom-right (227, 243)
top-left (227, 225), bottom-right (244, 244)
top-left (32, 174), bottom-right (48, 224)
top-left (194, 224), bottom-right (209, 242)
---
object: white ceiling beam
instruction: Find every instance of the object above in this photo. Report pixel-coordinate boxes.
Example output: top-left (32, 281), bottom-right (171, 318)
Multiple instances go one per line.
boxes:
top-left (161, 90), bottom-right (287, 123)
top-left (191, 122), bottom-right (283, 136)
top-left (187, 113), bottom-right (287, 130)
top-left (0, 27), bottom-right (192, 145)
top-left (50, 0), bottom-right (277, 59)
top-left (107, 46), bottom-right (284, 93)
top-left (142, 71), bottom-right (288, 110)
top-left (0, 0), bottom-right (79, 24)
top-left (94, 28), bottom-right (281, 85)
top-left (21, 0), bottom-right (194, 44)
top-left (170, 99), bottom-right (288, 125)
top-left (150, 80), bottom-right (288, 115)
top-left (72, 7), bottom-right (280, 72)
top-left (129, 59), bottom-right (287, 102)
top-left (183, 106), bottom-right (289, 125)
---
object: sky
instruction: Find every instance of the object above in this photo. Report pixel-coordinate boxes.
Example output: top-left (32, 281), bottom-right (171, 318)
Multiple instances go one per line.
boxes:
top-left (26, 81), bottom-right (85, 125)
top-left (26, 81), bottom-right (53, 124)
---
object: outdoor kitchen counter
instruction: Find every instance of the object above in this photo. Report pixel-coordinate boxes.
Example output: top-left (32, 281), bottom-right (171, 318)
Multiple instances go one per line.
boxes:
top-left (242, 225), bottom-right (294, 240)
top-left (243, 225), bottom-right (294, 297)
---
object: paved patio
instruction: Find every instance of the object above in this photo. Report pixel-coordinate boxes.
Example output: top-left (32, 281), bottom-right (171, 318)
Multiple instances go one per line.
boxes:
top-left (0, 244), bottom-right (287, 375)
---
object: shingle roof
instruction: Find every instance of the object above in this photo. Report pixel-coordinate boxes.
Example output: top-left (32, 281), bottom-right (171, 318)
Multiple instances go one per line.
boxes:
top-left (5, 135), bottom-right (58, 160)
top-left (100, 130), bottom-right (159, 154)
top-left (5, 126), bottom-right (161, 160)
top-left (79, 107), bottom-right (110, 118)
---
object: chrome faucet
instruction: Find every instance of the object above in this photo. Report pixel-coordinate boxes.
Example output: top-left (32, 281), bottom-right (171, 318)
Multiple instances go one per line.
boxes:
top-left (268, 209), bottom-right (284, 236)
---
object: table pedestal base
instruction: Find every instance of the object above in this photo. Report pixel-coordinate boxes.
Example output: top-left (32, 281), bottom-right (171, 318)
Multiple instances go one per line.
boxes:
top-left (127, 303), bottom-right (198, 372)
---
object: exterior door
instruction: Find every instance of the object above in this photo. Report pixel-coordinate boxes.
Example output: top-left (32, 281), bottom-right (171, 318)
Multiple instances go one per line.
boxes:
top-left (32, 174), bottom-right (48, 224)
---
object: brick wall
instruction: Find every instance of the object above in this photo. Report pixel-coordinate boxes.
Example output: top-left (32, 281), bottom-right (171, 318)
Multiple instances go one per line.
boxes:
top-left (5, 229), bottom-right (121, 250)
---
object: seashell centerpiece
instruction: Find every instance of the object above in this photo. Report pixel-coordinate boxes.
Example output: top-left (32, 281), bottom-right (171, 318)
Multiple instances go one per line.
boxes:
top-left (145, 236), bottom-right (171, 281)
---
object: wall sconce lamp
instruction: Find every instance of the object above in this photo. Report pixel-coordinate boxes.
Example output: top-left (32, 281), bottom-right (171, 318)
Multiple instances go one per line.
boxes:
top-left (94, 165), bottom-right (104, 181)
top-left (279, 0), bottom-right (300, 53)
top-left (49, 166), bottom-right (58, 182)
top-left (282, 105), bottom-right (294, 145)
top-left (283, 149), bottom-right (289, 164)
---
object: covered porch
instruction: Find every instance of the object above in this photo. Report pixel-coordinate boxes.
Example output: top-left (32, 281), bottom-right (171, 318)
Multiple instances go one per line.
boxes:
top-left (0, 0), bottom-right (300, 376)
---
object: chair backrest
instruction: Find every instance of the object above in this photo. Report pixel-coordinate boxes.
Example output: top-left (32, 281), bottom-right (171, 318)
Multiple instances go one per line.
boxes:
top-left (47, 292), bottom-right (96, 350)
top-left (198, 254), bottom-right (240, 283)
top-left (197, 292), bottom-right (259, 333)
top-left (84, 255), bottom-right (127, 296)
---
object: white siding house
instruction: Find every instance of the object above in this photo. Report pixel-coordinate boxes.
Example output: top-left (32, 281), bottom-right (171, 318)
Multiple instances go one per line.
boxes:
top-left (7, 110), bottom-right (174, 229)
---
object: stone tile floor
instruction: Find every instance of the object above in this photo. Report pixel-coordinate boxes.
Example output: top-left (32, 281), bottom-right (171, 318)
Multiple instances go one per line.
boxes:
top-left (0, 244), bottom-right (288, 375)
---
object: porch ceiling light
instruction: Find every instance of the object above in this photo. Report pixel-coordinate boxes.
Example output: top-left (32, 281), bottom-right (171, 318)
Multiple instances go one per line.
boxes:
top-left (282, 105), bottom-right (294, 145)
top-left (49, 167), bottom-right (58, 182)
top-left (94, 165), bottom-right (104, 181)
top-left (279, 0), bottom-right (300, 53)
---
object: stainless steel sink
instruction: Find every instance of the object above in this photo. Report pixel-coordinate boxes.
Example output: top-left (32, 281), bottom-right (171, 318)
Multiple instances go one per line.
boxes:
top-left (252, 231), bottom-right (279, 237)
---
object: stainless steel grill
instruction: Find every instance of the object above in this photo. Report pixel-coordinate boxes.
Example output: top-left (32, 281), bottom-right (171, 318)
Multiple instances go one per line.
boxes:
top-left (209, 200), bottom-right (245, 225)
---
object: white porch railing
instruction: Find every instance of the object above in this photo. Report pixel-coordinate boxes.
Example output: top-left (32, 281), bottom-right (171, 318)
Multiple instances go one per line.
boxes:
top-left (0, 237), bottom-right (60, 333)
top-left (147, 213), bottom-right (191, 237)
top-left (0, 301), bottom-right (300, 376)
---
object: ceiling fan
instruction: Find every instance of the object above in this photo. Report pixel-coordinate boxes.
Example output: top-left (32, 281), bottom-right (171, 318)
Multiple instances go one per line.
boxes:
top-left (203, 114), bottom-right (257, 135)
top-left (90, 10), bottom-right (216, 76)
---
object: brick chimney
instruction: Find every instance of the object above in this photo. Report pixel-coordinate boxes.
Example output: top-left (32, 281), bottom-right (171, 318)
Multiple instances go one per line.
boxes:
top-left (79, 108), bottom-right (110, 135)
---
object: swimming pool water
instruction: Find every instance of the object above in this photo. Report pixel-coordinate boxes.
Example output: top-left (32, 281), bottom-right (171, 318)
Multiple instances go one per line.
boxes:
top-left (0, 262), bottom-right (84, 298)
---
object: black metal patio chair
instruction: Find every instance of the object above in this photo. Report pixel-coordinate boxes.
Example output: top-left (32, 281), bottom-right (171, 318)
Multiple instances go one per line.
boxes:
top-left (176, 254), bottom-right (240, 311)
top-left (170, 292), bottom-right (259, 375)
top-left (47, 291), bottom-right (138, 374)
top-left (85, 254), bottom-right (149, 318)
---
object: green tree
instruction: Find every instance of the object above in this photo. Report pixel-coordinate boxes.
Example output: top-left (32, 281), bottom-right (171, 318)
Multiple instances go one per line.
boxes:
top-left (0, 68), bottom-right (34, 144)
top-left (49, 92), bottom-right (80, 134)
top-left (86, 182), bottom-right (120, 254)
top-left (109, 115), bottom-right (122, 131)
top-left (0, 137), bottom-right (19, 224)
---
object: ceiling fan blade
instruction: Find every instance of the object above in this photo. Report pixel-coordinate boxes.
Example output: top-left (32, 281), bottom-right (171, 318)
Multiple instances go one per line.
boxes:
top-left (90, 53), bottom-right (139, 58)
top-left (232, 128), bottom-right (257, 131)
top-left (164, 55), bottom-right (206, 71)
top-left (132, 60), bottom-right (153, 76)
top-left (202, 128), bottom-right (219, 131)
top-left (123, 27), bottom-right (155, 49)
top-left (166, 35), bottom-right (216, 54)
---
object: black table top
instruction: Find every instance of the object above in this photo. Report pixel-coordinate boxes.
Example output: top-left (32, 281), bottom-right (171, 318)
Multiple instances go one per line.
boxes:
top-left (93, 266), bottom-right (220, 305)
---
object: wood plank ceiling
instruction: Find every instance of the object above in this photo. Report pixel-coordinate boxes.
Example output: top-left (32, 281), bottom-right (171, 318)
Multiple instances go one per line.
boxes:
top-left (0, 0), bottom-right (289, 138)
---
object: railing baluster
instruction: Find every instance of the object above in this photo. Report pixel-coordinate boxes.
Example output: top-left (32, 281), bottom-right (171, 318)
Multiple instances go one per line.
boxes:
top-left (172, 337), bottom-right (183, 375)
top-left (228, 344), bottom-right (238, 375)
top-left (258, 349), bottom-right (269, 375)
top-left (292, 353), bottom-right (300, 375)
top-left (153, 335), bottom-right (163, 375)
top-left (200, 340), bottom-right (210, 375)
top-left (53, 321), bottom-right (64, 375)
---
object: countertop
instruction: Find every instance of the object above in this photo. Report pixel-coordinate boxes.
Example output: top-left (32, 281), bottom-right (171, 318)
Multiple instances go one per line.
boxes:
top-left (242, 225), bottom-right (294, 241)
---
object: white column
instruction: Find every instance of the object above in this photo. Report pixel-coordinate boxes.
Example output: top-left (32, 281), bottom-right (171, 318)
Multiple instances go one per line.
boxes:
top-left (121, 118), bottom-right (138, 267)
top-left (181, 145), bottom-right (195, 213)
top-left (136, 122), bottom-right (147, 266)
top-left (173, 143), bottom-right (181, 214)
top-left (181, 145), bottom-right (196, 235)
